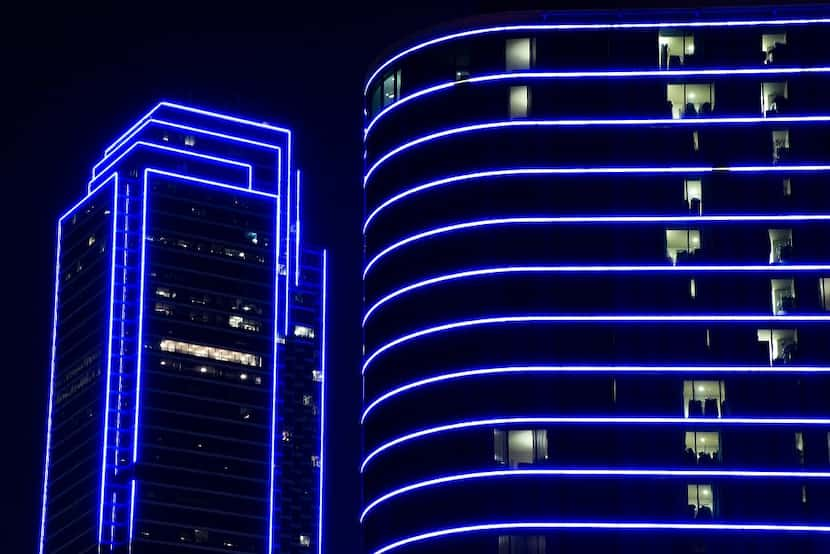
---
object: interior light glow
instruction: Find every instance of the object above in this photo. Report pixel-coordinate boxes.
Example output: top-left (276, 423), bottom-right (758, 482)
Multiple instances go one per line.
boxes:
top-left (366, 77), bottom-right (830, 135)
top-left (364, 17), bottom-right (830, 95)
top-left (361, 364), bottom-right (830, 423)
top-left (361, 468), bottom-right (830, 522)
top-left (363, 315), bottom-right (830, 374)
top-left (364, 215), bottom-right (830, 278)
top-left (362, 417), bottom-right (830, 472)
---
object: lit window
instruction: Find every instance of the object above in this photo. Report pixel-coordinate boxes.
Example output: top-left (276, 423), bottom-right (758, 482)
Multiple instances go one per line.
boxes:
top-left (380, 69), bottom-right (402, 109)
top-left (820, 278), bottom-right (830, 310)
top-left (229, 315), bottom-right (261, 332)
top-left (312, 370), bottom-right (323, 383)
top-left (154, 302), bottom-right (173, 316)
top-left (505, 37), bottom-right (534, 71)
top-left (667, 83), bottom-right (714, 118)
top-left (772, 129), bottom-right (790, 162)
top-left (240, 408), bottom-right (252, 421)
top-left (184, 135), bottom-right (196, 146)
top-left (303, 394), bottom-right (313, 406)
top-left (783, 178), bottom-right (792, 197)
top-left (455, 50), bottom-right (470, 81)
top-left (685, 431), bottom-right (720, 464)
top-left (757, 328), bottom-right (798, 365)
top-left (311, 455), bottom-right (321, 468)
top-left (658, 32), bottom-right (694, 68)
top-left (689, 278), bottom-right (697, 299)
top-left (299, 535), bottom-right (311, 547)
top-left (246, 231), bottom-right (259, 245)
top-left (795, 432), bottom-right (805, 465)
top-left (159, 339), bottom-right (262, 367)
top-left (87, 235), bottom-right (96, 246)
top-left (683, 380), bottom-right (725, 418)
top-left (688, 484), bottom-right (715, 519)
top-left (494, 429), bottom-right (548, 467)
top-left (762, 33), bottom-right (787, 64)
top-left (282, 430), bottom-right (292, 442)
top-left (499, 535), bottom-right (546, 554)
top-left (155, 287), bottom-right (176, 298)
top-left (768, 228), bottom-right (793, 264)
top-left (770, 278), bottom-right (795, 315)
top-left (509, 85), bottom-right (530, 119)
top-left (692, 130), bottom-right (700, 152)
top-left (762, 81), bottom-right (788, 115)
top-left (294, 325), bottom-right (316, 339)
top-left (684, 179), bottom-right (702, 214)
top-left (665, 229), bottom-right (701, 264)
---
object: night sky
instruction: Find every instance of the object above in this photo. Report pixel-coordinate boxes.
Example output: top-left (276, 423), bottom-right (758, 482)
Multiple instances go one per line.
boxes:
top-left (2, 1), bottom-right (764, 552)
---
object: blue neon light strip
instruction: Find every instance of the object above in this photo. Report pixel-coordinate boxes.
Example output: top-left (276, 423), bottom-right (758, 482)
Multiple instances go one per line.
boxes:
top-left (364, 120), bottom-right (830, 185)
top-left (103, 101), bottom-right (291, 158)
top-left (372, 521), bottom-right (830, 554)
top-left (268, 185), bottom-right (281, 554)
top-left (296, 171), bottom-right (301, 287)
top-left (364, 265), bottom-right (830, 326)
top-left (362, 417), bottom-right (830, 472)
top-left (364, 17), bottom-right (830, 94)
top-left (364, 166), bottom-right (830, 233)
top-left (97, 174), bottom-right (119, 545)
top-left (89, 141), bottom-right (253, 192)
top-left (362, 468), bottom-right (830, 522)
top-left (361, 365), bottom-right (830, 423)
top-left (318, 250), bottom-right (327, 554)
top-left (363, 315), bottom-right (830, 374)
top-left (366, 71), bottom-right (830, 135)
top-left (364, 214), bottom-right (830, 278)
top-left (92, 118), bottom-right (282, 181)
top-left (284, 169), bottom-right (292, 335)
top-left (40, 178), bottom-right (117, 554)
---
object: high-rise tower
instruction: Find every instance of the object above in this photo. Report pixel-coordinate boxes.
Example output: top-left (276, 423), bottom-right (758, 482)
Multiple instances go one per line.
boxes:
top-left (362, 7), bottom-right (830, 554)
top-left (39, 102), bottom-right (326, 554)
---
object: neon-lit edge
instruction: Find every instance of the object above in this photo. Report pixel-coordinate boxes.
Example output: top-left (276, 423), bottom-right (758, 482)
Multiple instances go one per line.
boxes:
top-left (39, 176), bottom-right (117, 554)
top-left (364, 265), bottom-right (830, 326)
top-left (362, 417), bottom-right (830, 473)
top-left (364, 214), bottom-right (830, 279)
top-left (361, 364), bottom-right (830, 423)
top-left (366, 71), bottom-right (830, 136)
top-left (372, 521), bottom-right (830, 554)
top-left (296, 171), bottom-right (302, 286)
top-left (97, 173), bottom-right (119, 545)
top-left (269, 174), bottom-right (281, 554)
top-left (318, 250), bottom-right (327, 554)
top-left (364, 17), bottom-right (830, 95)
top-left (362, 468), bottom-right (830, 522)
top-left (364, 315), bottom-right (830, 374)
top-left (364, 120), bottom-right (830, 186)
top-left (363, 165), bottom-right (830, 233)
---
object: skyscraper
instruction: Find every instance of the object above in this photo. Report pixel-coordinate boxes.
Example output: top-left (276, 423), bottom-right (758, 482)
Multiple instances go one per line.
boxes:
top-left (362, 7), bottom-right (830, 554)
top-left (39, 102), bottom-right (326, 554)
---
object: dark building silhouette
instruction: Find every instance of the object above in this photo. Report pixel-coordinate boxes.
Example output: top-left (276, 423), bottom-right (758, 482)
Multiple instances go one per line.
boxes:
top-left (39, 102), bottom-right (327, 554)
top-left (361, 7), bottom-right (830, 554)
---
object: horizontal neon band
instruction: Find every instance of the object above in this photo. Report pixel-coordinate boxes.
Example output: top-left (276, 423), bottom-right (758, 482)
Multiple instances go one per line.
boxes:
top-left (103, 101), bottom-right (290, 157)
top-left (93, 118), bottom-right (282, 178)
top-left (364, 166), bottom-right (830, 233)
top-left (364, 315), bottom-right (830, 374)
top-left (365, 17), bottom-right (830, 94)
top-left (362, 417), bottom-right (830, 472)
top-left (362, 365), bottom-right (830, 423)
top-left (372, 521), bottom-right (830, 554)
top-left (365, 213), bottom-right (830, 277)
top-left (364, 116), bottom-right (830, 185)
top-left (364, 266), bottom-right (830, 325)
top-left (366, 73), bottom-right (830, 135)
top-left (143, 168), bottom-right (278, 199)
top-left (362, 468), bottom-right (830, 522)
top-left (89, 140), bottom-right (252, 192)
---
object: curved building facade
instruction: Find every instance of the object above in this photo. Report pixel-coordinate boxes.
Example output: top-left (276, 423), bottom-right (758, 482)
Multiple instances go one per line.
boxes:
top-left (362, 7), bottom-right (830, 554)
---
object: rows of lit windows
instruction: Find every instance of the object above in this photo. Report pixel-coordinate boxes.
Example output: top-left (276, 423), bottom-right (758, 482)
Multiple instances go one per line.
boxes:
top-left (152, 234), bottom-right (267, 264)
top-left (158, 339), bottom-right (262, 367)
top-left (369, 31), bottom-right (797, 119)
